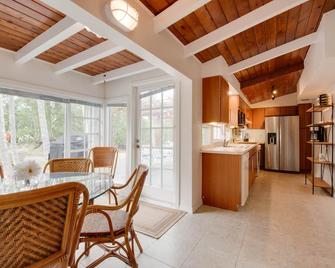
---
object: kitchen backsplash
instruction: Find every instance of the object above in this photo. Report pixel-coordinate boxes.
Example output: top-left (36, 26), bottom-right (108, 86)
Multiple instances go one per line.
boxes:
top-left (244, 129), bottom-right (266, 143)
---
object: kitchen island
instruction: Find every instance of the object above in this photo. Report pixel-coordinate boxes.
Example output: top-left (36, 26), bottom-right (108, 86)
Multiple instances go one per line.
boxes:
top-left (201, 144), bottom-right (258, 211)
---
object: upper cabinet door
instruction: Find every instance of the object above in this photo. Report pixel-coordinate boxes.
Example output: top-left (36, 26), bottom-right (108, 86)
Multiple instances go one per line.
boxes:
top-left (220, 77), bottom-right (229, 123)
top-left (203, 76), bottom-right (229, 123)
top-left (203, 76), bottom-right (221, 123)
top-left (252, 108), bottom-right (265, 129)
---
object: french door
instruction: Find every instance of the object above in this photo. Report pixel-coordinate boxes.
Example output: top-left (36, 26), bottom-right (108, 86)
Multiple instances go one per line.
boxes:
top-left (136, 85), bottom-right (177, 205)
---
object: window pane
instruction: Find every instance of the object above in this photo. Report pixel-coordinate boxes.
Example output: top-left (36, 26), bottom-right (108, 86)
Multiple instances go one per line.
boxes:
top-left (163, 128), bottom-right (173, 148)
top-left (46, 101), bottom-right (65, 159)
top-left (151, 93), bottom-right (161, 108)
top-left (141, 96), bottom-right (150, 110)
top-left (108, 105), bottom-right (128, 180)
top-left (70, 103), bottom-right (101, 157)
top-left (163, 89), bottom-right (174, 107)
top-left (163, 108), bottom-right (174, 127)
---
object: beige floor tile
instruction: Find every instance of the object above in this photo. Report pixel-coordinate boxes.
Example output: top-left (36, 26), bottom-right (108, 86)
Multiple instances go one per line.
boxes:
top-left (76, 171), bottom-right (335, 267)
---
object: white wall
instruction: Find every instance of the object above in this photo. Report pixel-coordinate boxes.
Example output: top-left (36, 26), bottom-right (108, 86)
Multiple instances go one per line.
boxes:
top-left (0, 48), bottom-right (104, 102)
top-left (251, 92), bottom-right (298, 108)
top-left (298, 10), bottom-right (335, 101)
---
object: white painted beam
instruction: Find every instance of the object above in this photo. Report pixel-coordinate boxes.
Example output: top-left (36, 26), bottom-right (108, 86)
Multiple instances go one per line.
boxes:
top-left (16, 17), bottom-right (84, 64)
top-left (184, 0), bottom-right (309, 57)
top-left (93, 61), bottom-right (156, 84)
top-left (227, 32), bottom-right (320, 74)
top-left (154, 0), bottom-right (211, 33)
top-left (55, 41), bottom-right (123, 74)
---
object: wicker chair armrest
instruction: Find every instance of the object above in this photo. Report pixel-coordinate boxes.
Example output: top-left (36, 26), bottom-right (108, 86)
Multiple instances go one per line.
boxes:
top-left (111, 173), bottom-right (135, 190)
top-left (85, 206), bottom-right (115, 239)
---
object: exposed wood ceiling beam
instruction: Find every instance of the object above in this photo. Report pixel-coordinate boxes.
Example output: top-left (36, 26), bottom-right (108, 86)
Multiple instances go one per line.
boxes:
top-left (227, 32), bottom-right (319, 74)
top-left (183, 0), bottom-right (309, 57)
top-left (154, 0), bottom-right (211, 33)
top-left (16, 17), bottom-right (84, 64)
top-left (54, 41), bottom-right (123, 74)
top-left (93, 61), bottom-right (156, 85)
top-left (241, 63), bottom-right (304, 89)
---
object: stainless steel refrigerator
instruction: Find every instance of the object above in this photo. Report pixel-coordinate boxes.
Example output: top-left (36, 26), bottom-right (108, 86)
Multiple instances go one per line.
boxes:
top-left (265, 116), bottom-right (300, 172)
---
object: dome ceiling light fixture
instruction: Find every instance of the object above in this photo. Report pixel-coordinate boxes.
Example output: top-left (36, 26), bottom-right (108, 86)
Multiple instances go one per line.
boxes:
top-left (271, 85), bottom-right (277, 100)
top-left (105, 0), bottom-right (139, 32)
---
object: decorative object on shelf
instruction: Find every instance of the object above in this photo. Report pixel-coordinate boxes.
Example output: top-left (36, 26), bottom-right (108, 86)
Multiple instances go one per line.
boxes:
top-left (105, 0), bottom-right (139, 32)
top-left (14, 160), bottom-right (41, 184)
top-left (317, 94), bottom-right (332, 106)
top-left (305, 103), bottom-right (334, 197)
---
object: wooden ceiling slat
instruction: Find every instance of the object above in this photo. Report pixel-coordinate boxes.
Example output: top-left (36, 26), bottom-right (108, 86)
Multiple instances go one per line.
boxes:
top-left (0, 0), bottom-right (58, 26)
top-left (13, 0), bottom-right (63, 21)
top-left (276, 12), bottom-right (288, 47)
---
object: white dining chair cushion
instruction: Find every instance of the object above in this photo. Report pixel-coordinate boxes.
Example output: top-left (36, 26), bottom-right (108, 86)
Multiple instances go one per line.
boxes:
top-left (81, 210), bottom-right (128, 235)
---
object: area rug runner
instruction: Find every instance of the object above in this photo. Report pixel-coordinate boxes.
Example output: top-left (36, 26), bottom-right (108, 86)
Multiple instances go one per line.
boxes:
top-left (134, 202), bottom-right (186, 239)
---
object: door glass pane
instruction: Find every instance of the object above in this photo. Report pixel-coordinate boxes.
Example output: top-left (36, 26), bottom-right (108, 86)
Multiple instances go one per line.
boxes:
top-left (141, 110), bottom-right (150, 128)
top-left (152, 128), bottom-right (161, 147)
top-left (163, 148), bottom-right (174, 189)
top-left (151, 109), bottom-right (161, 128)
top-left (151, 148), bottom-right (161, 187)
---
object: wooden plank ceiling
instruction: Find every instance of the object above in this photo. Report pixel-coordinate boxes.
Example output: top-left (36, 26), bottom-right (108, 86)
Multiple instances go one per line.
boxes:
top-left (0, 0), bottom-right (142, 76)
top-left (140, 0), bottom-right (335, 103)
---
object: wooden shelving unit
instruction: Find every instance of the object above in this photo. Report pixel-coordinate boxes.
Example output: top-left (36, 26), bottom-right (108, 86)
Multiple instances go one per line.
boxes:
top-left (305, 104), bottom-right (334, 196)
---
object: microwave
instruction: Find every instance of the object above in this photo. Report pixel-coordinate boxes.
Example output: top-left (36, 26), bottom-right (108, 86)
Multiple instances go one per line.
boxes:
top-left (238, 110), bottom-right (246, 126)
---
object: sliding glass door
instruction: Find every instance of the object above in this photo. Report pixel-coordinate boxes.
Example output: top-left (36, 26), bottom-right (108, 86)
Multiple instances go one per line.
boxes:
top-left (136, 85), bottom-right (177, 205)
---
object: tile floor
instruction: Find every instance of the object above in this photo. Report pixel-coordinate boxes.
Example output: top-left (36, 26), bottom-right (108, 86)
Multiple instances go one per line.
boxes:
top-left (77, 171), bottom-right (335, 268)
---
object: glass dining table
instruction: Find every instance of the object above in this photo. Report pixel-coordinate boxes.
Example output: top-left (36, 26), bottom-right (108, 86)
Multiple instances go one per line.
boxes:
top-left (0, 172), bottom-right (114, 202)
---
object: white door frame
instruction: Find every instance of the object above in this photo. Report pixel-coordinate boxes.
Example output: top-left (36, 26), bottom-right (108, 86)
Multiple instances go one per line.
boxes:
top-left (133, 78), bottom-right (180, 208)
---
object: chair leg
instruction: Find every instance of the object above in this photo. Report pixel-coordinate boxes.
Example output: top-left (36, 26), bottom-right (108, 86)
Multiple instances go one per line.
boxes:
top-left (124, 233), bottom-right (138, 268)
top-left (132, 229), bottom-right (143, 253)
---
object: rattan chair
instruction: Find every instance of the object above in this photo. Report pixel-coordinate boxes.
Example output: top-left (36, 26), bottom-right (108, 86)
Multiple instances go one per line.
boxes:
top-left (89, 147), bottom-right (118, 204)
top-left (43, 158), bottom-right (94, 173)
top-left (75, 165), bottom-right (149, 268)
top-left (0, 182), bottom-right (89, 268)
top-left (88, 147), bottom-right (118, 176)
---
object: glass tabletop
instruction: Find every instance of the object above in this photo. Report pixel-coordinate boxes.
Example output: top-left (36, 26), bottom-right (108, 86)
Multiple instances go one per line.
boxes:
top-left (0, 172), bottom-right (114, 200)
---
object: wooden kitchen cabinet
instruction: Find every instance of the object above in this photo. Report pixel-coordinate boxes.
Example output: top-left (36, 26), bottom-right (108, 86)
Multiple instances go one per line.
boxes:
top-left (248, 147), bottom-right (258, 189)
top-left (280, 106), bottom-right (298, 116)
top-left (264, 107), bottom-right (281, 116)
top-left (251, 108), bottom-right (265, 129)
top-left (229, 95), bottom-right (239, 126)
top-left (203, 76), bottom-right (229, 123)
top-left (202, 153), bottom-right (241, 211)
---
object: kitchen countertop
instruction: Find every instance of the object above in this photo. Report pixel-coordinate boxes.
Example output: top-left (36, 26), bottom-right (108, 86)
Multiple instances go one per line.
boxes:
top-left (201, 143), bottom-right (258, 155)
